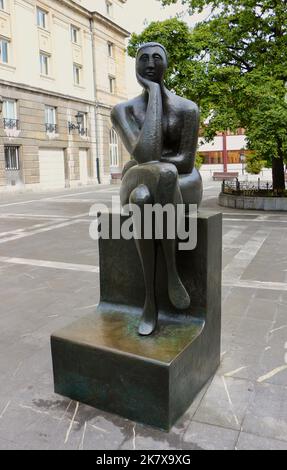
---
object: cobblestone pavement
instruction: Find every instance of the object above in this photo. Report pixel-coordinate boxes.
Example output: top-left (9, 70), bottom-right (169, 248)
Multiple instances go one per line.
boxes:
top-left (0, 182), bottom-right (286, 450)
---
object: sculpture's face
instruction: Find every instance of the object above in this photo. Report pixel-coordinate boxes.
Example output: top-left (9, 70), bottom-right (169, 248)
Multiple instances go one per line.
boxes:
top-left (137, 46), bottom-right (167, 83)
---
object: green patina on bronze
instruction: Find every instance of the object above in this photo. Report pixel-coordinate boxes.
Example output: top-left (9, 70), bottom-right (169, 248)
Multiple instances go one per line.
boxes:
top-left (53, 309), bottom-right (203, 365)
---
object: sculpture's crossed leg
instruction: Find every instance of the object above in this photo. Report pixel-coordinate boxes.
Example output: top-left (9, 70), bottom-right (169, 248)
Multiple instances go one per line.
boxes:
top-left (126, 162), bottom-right (191, 335)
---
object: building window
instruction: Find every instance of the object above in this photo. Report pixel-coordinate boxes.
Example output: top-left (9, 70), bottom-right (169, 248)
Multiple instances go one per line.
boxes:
top-left (71, 25), bottom-right (80, 44)
top-left (0, 38), bottom-right (8, 64)
top-left (106, 1), bottom-right (113, 17)
top-left (3, 99), bottom-right (19, 129)
top-left (5, 146), bottom-right (20, 171)
top-left (78, 112), bottom-right (87, 136)
top-left (108, 42), bottom-right (114, 58)
top-left (73, 64), bottom-right (82, 85)
top-left (3, 99), bottom-right (17, 119)
top-left (37, 7), bottom-right (47, 29)
top-left (109, 129), bottom-right (119, 167)
top-left (45, 106), bottom-right (57, 133)
top-left (0, 1), bottom-right (5, 11)
top-left (109, 76), bottom-right (116, 94)
top-left (40, 52), bottom-right (50, 75)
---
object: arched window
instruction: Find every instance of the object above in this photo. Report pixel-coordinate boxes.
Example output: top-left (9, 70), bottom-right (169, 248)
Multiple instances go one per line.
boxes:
top-left (109, 128), bottom-right (119, 168)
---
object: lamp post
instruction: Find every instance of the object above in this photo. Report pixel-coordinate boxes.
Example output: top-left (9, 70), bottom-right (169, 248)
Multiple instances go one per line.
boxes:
top-left (0, 97), bottom-right (3, 167)
top-left (75, 111), bottom-right (82, 128)
top-left (0, 96), bottom-right (3, 138)
top-left (240, 151), bottom-right (245, 175)
top-left (68, 111), bottom-right (85, 135)
top-left (222, 131), bottom-right (228, 173)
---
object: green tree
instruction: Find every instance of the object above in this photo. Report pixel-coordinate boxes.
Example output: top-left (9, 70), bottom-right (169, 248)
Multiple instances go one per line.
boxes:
top-left (245, 154), bottom-right (265, 175)
top-left (128, 1), bottom-right (287, 190)
top-left (195, 153), bottom-right (204, 169)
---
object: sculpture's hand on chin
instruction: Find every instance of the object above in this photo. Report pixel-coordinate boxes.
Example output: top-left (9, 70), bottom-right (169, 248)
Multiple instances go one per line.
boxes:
top-left (136, 72), bottom-right (159, 92)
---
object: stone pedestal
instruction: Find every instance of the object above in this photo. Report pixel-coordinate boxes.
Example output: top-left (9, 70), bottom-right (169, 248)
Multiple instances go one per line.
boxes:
top-left (51, 211), bottom-right (222, 431)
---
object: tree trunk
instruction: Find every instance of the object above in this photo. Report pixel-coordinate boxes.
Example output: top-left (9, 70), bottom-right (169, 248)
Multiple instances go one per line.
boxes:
top-left (272, 153), bottom-right (285, 191)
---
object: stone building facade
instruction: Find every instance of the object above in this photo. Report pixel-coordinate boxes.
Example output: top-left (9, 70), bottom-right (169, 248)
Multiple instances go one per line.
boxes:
top-left (0, 0), bottom-right (129, 191)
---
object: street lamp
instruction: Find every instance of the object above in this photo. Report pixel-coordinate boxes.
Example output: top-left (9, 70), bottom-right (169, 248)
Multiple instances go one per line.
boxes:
top-left (222, 131), bottom-right (228, 173)
top-left (240, 151), bottom-right (245, 175)
top-left (75, 111), bottom-right (82, 127)
top-left (68, 111), bottom-right (86, 135)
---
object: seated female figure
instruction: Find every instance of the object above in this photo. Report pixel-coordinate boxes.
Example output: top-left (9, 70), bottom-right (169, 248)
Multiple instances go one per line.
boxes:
top-left (111, 42), bottom-right (203, 336)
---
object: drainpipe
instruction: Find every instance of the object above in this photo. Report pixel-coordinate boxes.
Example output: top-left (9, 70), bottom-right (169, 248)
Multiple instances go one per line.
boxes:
top-left (0, 96), bottom-right (3, 135)
top-left (0, 95), bottom-right (3, 150)
top-left (90, 17), bottom-right (101, 184)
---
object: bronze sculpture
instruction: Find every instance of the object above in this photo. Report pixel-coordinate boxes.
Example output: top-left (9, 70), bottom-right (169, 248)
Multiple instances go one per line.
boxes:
top-left (51, 43), bottom-right (222, 430)
top-left (111, 42), bottom-right (203, 336)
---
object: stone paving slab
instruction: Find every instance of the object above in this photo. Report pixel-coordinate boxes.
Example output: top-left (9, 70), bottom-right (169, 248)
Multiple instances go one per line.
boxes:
top-left (193, 375), bottom-right (255, 431)
top-left (0, 201), bottom-right (93, 217)
top-left (218, 342), bottom-right (265, 382)
top-left (0, 223), bottom-right (99, 267)
top-left (183, 421), bottom-right (239, 450)
top-left (0, 218), bottom-right (57, 233)
top-left (236, 432), bottom-right (287, 450)
top-left (242, 382), bottom-right (287, 442)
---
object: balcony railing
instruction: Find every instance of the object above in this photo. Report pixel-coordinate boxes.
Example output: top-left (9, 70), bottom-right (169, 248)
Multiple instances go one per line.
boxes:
top-left (3, 118), bottom-right (20, 130)
top-left (46, 123), bottom-right (58, 134)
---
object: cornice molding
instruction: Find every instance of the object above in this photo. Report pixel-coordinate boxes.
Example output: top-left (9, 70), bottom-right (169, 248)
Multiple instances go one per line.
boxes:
top-left (92, 11), bottom-right (130, 38)
top-left (0, 78), bottom-right (94, 105)
top-left (59, 0), bottom-right (91, 18)
top-left (14, 0), bottom-right (34, 12)
top-left (0, 78), bottom-right (124, 112)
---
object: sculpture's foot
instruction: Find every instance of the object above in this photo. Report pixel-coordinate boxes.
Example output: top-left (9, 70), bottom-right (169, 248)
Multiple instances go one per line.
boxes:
top-left (168, 277), bottom-right (190, 310)
top-left (138, 300), bottom-right (158, 336)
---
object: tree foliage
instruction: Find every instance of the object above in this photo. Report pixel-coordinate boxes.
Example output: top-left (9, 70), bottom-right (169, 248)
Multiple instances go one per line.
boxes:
top-left (245, 154), bottom-right (265, 175)
top-left (195, 153), bottom-right (204, 169)
top-left (128, 0), bottom-right (287, 189)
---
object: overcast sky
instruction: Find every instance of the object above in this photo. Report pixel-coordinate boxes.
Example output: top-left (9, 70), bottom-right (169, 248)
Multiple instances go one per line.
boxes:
top-left (122, 0), bottom-right (210, 96)
top-left (123, 0), bottom-right (210, 33)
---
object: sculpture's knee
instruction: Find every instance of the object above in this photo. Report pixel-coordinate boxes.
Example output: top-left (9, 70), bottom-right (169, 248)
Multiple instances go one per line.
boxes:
top-left (161, 165), bottom-right (178, 186)
top-left (129, 184), bottom-right (152, 209)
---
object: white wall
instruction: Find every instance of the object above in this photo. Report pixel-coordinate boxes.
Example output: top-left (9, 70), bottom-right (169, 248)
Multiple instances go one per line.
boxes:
top-left (0, 0), bottom-right (94, 101)
top-left (199, 135), bottom-right (247, 152)
top-left (79, 0), bottom-right (127, 26)
top-left (200, 164), bottom-right (272, 182)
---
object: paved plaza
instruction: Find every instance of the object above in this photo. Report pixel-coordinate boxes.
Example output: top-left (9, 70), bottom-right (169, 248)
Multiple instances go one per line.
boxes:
top-left (0, 182), bottom-right (286, 450)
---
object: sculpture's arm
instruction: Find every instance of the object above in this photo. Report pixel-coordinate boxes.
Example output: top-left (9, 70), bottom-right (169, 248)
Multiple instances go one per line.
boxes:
top-left (133, 79), bottom-right (163, 163)
top-left (111, 105), bottom-right (139, 156)
top-left (111, 81), bottom-right (163, 164)
top-left (161, 104), bottom-right (200, 174)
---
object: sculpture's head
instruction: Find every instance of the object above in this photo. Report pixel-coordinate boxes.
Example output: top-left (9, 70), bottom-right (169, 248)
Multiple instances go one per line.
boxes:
top-left (136, 42), bottom-right (168, 83)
